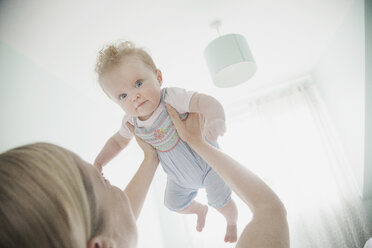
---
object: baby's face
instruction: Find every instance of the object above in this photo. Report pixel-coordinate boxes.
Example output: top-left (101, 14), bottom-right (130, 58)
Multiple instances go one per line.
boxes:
top-left (101, 56), bottom-right (162, 120)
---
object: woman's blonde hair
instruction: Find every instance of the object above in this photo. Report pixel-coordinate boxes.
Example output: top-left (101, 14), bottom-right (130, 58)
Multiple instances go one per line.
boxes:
top-left (0, 143), bottom-right (102, 248)
top-left (95, 41), bottom-right (157, 83)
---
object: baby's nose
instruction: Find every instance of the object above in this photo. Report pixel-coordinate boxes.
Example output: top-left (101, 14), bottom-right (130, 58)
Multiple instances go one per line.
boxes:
top-left (132, 93), bottom-right (140, 101)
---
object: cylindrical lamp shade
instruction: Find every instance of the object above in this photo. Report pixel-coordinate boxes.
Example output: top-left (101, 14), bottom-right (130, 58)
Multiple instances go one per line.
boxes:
top-left (204, 33), bottom-right (257, 88)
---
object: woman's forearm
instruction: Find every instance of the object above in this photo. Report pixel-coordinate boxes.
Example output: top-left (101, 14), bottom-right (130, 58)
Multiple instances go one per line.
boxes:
top-left (165, 105), bottom-right (289, 247)
top-left (189, 141), bottom-right (280, 210)
top-left (189, 141), bottom-right (289, 248)
top-left (124, 154), bottom-right (159, 220)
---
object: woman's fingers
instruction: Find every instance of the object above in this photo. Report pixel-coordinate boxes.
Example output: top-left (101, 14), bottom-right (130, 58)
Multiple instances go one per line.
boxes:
top-left (166, 104), bottom-right (182, 129)
top-left (166, 104), bottom-right (206, 145)
top-left (126, 121), bottom-right (157, 155)
top-left (126, 122), bottom-right (135, 133)
top-left (166, 104), bottom-right (188, 140)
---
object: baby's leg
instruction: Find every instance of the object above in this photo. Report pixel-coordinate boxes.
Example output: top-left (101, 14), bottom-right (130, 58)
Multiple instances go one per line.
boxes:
top-left (179, 200), bottom-right (208, 232)
top-left (204, 168), bottom-right (238, 243)
top-left (164, 179), bottom-right (208, 231)
top-left (217, 199), bottom-right (238, 243)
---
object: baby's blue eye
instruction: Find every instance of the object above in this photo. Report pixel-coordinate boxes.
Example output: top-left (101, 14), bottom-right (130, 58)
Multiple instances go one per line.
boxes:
top-left (135, 80), bottom-right (143, 88)
top-left (119, 93), bottom-right (127, 100)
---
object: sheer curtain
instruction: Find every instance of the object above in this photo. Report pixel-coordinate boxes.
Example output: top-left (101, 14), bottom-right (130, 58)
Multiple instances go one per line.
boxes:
top-left (153, 80), bottom-right (372, 247)
top-left (216, 81), bottom-right (372, 247)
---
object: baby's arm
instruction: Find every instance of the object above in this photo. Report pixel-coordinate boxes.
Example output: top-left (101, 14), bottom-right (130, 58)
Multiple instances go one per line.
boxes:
top-left (189, 93), bottom-right (226, 142)
top-left (94, 131), bottom-right (131, 172)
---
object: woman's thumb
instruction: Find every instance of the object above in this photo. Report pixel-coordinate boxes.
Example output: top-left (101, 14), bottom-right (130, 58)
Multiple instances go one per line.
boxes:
top-left (126, 122), bottom-right (135, 134)
top-left (166, 104), bottom-right (181, 127)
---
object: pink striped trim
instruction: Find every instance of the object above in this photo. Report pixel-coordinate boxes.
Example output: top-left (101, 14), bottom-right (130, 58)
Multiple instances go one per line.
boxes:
top-left (157, 137), bottom-right (181, 152)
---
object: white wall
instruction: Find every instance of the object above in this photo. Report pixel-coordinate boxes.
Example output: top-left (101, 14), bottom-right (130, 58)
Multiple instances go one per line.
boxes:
top-left (312, 0), bottom-right (372, 219)
top-left (0, 42), bottom-right (107, 160)
top-left (364, 0), bottom-right (372, 215)
top-left (312, 0), bottom-right (365, 196)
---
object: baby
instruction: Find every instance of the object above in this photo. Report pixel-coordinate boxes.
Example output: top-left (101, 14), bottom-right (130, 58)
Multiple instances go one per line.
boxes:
top-left (94, 41), bottom-right (238, 243)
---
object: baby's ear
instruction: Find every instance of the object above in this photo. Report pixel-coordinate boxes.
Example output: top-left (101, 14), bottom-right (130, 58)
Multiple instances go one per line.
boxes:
top-left (156, 69), bottom-right (163, 85)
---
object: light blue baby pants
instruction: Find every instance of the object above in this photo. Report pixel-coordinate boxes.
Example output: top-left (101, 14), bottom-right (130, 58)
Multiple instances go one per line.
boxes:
top-left (159, 138), bottom-right (232, 211)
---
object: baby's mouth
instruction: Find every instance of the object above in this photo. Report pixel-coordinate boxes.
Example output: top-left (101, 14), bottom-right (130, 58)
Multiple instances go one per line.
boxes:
top-left (136, 100), bottom-right (148, 109)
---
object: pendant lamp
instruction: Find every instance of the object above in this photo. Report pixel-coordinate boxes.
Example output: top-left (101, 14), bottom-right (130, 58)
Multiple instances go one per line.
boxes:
top-left (204, 20), bottom-right (257, 88)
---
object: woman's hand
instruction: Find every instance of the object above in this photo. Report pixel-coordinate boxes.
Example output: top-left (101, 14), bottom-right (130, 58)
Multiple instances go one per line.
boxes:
top-left (126, 122), bottom-right (158, 161)
top-left (124, 123), bottom-right (160, 220)
top-left (166, 104), bottom-right (206, 147)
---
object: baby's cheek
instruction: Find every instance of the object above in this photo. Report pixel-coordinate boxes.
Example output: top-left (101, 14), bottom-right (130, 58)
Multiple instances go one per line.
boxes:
top-left (120, 103), bottom-right (127, 111)
top-left (149, 87), bottom-right (161, 98)
top-left (121, 103), bottom-right (133, 114)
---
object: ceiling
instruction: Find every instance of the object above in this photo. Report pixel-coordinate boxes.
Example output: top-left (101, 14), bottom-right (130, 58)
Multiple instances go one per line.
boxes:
top-left (0, 0), bottom-right (354, 105)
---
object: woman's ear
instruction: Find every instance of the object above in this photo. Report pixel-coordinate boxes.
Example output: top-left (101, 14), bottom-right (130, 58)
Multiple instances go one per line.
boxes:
top-left (87, 236), bottom-right (116, 248)
top-left (156, 69), bottom-right (163, 86)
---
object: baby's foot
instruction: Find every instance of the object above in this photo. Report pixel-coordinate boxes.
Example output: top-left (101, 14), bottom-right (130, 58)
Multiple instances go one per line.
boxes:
top-left (224, 225), bottom-right (237, 243)
top-left (196, 205), bottom-right (208, 232)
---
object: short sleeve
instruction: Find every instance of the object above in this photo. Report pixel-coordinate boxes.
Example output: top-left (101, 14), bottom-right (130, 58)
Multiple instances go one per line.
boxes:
top-left (118, 114), bottom-right (134, 139)
top-left (164, 87), bottom-right (196, 113)
top-left (205, 118), bottom-right (226, 139)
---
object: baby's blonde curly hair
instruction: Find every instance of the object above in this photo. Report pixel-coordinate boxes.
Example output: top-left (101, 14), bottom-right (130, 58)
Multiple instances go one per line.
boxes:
top-left (95, 41), bottom-right (157, 83)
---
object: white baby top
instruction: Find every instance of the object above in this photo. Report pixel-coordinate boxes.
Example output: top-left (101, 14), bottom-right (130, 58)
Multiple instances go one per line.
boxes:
top-left (119, 87), bottom-right (195, 139)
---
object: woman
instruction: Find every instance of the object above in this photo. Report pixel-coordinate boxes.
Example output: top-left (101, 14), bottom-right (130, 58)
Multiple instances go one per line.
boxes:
top-left (0, 105), bottom-right (289, 248)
